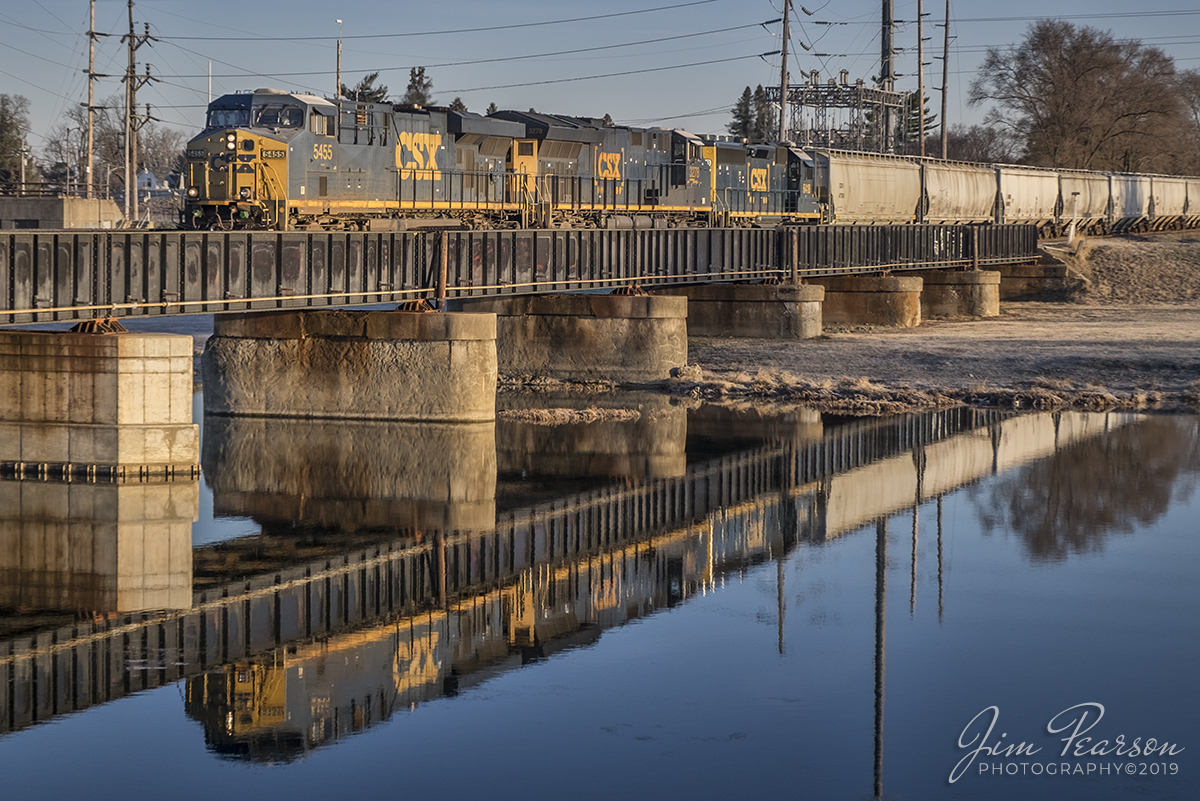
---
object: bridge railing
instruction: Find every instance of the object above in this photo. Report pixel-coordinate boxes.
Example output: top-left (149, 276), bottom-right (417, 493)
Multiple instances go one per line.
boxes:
top-left (0, 225), bottom-right (1038, 323)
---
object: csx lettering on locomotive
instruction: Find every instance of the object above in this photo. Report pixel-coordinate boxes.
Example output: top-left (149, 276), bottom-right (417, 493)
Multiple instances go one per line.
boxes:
top-left (397, 132), bottom-right (442, 181)
top-left (750, 168), bottom-right (769, 193)
top-left (597, 151), bottom-right (623, 181)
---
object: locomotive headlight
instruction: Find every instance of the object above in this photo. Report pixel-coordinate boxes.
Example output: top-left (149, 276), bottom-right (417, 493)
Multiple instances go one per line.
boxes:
top-left (226, 140), bottom-right (236, 150)
top-left (187, 187), bottom-right (198, 197)
top-left (226, 133), bottom-right (236, 142)
top-left (239, 187), bottom-right (252, 200)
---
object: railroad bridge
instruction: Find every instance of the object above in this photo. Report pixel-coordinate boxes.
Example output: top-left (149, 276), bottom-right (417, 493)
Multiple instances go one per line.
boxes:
top-left (1, 225), bottom-right (1036, 325)
top-left (0, 224), bottom-right (1042, 443)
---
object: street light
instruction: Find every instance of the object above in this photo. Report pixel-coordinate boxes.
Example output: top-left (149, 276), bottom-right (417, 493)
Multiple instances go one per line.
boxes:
top-left (336, 20), bottom-right (343, 100)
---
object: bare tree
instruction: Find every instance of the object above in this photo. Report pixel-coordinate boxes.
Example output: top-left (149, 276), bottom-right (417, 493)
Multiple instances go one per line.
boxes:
top-left (940, 124), bottom-right (1021, 164)
top-left (1173, 69), bottom-right (1200, 173)
top-left (0, 94), bottom-right (32, 190)
top-left (139, 125), bottom-right (185, 187)
top-left (970, 20), bottom-right (1184, 172)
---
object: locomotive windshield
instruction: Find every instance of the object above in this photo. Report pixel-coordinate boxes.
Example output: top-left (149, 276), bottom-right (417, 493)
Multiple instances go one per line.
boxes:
top-left (207, 107), bottom-right (250, 129)
top-left (252, 104), bottom-right (304, 129)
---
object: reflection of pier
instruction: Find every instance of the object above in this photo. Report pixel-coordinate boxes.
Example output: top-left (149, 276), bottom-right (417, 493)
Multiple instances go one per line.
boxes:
top-left (1, 408), bottom-right (1140, 753)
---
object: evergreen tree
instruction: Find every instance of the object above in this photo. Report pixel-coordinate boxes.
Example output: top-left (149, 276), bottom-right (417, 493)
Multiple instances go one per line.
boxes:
top-left (899, 92), bottom-right (937, 148)
top-left (485, 102), bottom-right (499, 115)
top-left (340, 72), bottom-right (389, 103)
top-left (401, 67), bottom-right (435, 106)
top-left (728, 86), bottom-right (753, 139)
top-left (448, 97), bottom-right (467, 112)
top-left (752, 85), bottom-right (775, 141)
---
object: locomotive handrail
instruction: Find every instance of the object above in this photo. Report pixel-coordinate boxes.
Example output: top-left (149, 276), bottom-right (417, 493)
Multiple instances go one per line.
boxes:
top-left (256, 162), bottom-right (286, 229)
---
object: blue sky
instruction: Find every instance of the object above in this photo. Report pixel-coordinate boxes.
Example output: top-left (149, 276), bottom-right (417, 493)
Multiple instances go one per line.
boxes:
top-left (2, 0), bottom-right (1199, 156)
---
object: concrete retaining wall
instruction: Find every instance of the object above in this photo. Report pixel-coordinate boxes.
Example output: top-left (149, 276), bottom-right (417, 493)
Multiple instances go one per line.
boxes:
top-left (0, 197), bottom-right (122, 230)
top-left (655, 283), bottom-right (825, 338)
top-left (451, 294), bottom-right (687, 382)
top-left (202, 309), bottom-right (497, 422)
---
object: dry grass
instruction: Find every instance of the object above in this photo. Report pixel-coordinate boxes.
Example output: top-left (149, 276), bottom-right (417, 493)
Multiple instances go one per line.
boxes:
top-left (663, 365), bottom-right (1191, 416)
top-left (497, 407), bottom-right (642, 425)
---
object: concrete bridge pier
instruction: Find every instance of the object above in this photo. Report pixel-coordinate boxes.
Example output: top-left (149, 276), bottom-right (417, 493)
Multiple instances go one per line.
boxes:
top-left (202, 309), bottom-right (497, 421)
top-left (655, 283), bottom-right (825, 339)
top-left (912, 270), bottom-right (1001, 318)
top-left (0, 330), bottom-right (199, 478)
top-left (808, 275), bottom-right (924, 328)
top-left (993, 262), bottom-right (1071, 300)
top-left (449, 294), bottom-right (688, 382)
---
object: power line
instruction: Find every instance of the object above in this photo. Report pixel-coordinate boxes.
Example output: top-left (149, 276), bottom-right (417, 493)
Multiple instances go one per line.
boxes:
top-left (442, 52), bottom-right (780, 95)
top-left (151, 21), bottom-right (780, 79)
top-left (161, 1), bottom-right (721, 41)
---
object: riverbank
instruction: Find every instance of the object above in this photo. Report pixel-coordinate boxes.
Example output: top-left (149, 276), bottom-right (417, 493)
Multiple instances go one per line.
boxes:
top-left (667, 231), bottom-right (1200, 414)
top-left (503, 233), bottom-right (1200, 415)
top-left (673, 302), bottom-right (1200, 414)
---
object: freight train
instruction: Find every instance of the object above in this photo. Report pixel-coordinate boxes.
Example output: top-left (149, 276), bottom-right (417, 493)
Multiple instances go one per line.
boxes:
top-left (182, 87), bottom-right (1200, 235)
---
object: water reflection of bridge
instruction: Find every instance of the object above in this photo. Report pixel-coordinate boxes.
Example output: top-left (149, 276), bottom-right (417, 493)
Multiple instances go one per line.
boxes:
top-left (0, 406), bottom-right (1138, 756)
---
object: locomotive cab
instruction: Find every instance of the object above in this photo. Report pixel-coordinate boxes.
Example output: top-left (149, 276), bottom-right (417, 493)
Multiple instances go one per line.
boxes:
top-left (184, 89), bottom-right (329, 230)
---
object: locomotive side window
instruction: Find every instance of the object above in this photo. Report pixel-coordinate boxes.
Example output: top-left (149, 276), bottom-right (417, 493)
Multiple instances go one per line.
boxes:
top-left (310, 111), bottom-right (334, 136)
top-left (253, 104), bottom-right (304, 129)
top-left (207, 108), bottom-right (250, 129)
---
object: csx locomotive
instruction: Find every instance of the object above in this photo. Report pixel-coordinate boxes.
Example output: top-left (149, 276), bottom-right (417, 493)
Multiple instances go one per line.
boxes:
top-left (183, 88), bottom-right (1200, 234)
top-left (182, 88), bottom-right (819, 231)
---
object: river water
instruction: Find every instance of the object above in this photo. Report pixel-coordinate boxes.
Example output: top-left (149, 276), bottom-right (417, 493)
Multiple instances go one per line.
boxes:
top-left (0, 393), bottom-right (1197, 801)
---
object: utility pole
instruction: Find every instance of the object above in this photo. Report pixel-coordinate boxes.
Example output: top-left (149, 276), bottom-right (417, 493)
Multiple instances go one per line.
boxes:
top-left (86, 0), bottom-right (99, 199)
top-left (121, 0), bottom-right (156, 222)
top-left (779, 0), bottom-right (791, 141)
top-left (918, 0), bottom-right (926, 156)
top-left (940, 0), bottom-right (951, 159)
top-left (881, 0), bottom-right (895, 151)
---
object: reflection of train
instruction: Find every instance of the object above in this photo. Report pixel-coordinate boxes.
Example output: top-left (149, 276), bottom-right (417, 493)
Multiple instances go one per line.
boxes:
top-left (182, 519), bottom-right (730, 760)
top-left (183, 88), bottom-right (1200, 235)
